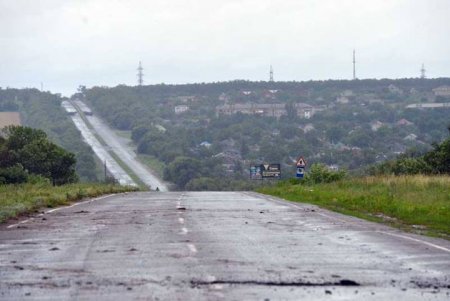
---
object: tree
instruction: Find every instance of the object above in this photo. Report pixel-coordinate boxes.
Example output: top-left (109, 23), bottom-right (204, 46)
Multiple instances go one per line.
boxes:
top-left (0, 126), bottom-right (78, 185)
top-left (424, 139), bottom-right (450, 174)
top-left (163, 157), bottom-right (202, 189)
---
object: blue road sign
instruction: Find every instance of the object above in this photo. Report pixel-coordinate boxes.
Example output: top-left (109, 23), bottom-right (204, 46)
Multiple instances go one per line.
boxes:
top-left (296, 167), bottom-right (305, 178)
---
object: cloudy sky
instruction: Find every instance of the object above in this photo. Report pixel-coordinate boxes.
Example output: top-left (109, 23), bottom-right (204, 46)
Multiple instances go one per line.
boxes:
top-left (1, 0), bottom-right (449, 96)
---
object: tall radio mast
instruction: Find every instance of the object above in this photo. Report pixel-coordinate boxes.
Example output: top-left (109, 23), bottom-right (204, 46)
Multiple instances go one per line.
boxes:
top-left (420, 63), bottom-right (426, 79)
top-left (137, 61), bottom-right (144, 86)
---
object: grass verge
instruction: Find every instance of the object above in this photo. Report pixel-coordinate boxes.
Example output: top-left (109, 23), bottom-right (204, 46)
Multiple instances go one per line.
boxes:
top-left (137, 154), bottom-right (165, 178)
top-left (108, 151), bottom-right (148, 190)
top-left (257, 175), bottom-right (450, 239)
top-left (0, 182), bottom-right (138, 223)
top-left (114, 130), bottom-right (132, 140)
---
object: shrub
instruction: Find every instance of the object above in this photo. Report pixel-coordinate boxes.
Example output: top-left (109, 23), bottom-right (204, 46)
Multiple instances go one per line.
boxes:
top-left (0, 164), bottom-right (29, 184)
top-left (304, 163), bottom-right (346, 184)
top-left (391, 157), bottom-right (432, 175)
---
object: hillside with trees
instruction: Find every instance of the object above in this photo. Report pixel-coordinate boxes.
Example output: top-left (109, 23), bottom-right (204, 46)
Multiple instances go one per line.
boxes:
top-left (0, 88), bottom-right (98, 181)
top-left (79, 78), bottom-right (450, 190)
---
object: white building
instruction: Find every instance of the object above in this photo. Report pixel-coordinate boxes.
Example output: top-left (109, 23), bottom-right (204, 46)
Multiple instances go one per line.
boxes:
top-left (174, 105), bottom-right (189, 114)
top-left (433, 86), bottom-right (450, 97)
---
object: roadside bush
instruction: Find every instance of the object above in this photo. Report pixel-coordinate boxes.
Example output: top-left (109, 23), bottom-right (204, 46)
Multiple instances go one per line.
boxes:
top-left (391, 157), bottom-right (432, 175)
top-left (424, 138), bottom-right (450, 174)
top-left (304, 163), bottom-right (346, 184)
top-left (0, 164), bottom-right (29, 184)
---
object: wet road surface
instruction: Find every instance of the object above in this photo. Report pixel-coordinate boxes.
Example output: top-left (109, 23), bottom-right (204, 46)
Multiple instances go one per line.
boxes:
top-left (1, 192), bottom-right (449, 300)
top-left (74, 100), bottom-right (168, 191)
top-left (70, 113), bottom-right (137, 187)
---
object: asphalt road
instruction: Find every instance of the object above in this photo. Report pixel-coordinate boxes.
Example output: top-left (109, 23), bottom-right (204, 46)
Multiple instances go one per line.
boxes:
top-left (1, 192), bottom-right (449, 300)
top-left (69, 113), bottom-right (136, 187)
top-left (76, 100), bottom-right (168, 192)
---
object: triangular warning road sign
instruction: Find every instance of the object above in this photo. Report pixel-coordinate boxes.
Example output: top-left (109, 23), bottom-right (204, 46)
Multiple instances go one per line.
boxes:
top-left (296, 157), bottom-right (306, 166)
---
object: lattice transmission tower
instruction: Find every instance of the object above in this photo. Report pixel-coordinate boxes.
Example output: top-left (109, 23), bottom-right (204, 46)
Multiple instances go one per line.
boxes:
top-left (420, 63), bottom-right (426, 79)
top-left (269, 65), bottom-right (274, 82)
top-left (137, 61), bottom-right (144, 86)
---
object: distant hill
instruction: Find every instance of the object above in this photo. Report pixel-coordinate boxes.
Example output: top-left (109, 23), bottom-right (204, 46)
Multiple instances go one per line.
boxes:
top-left (78, 78), bottom-right (450, 190)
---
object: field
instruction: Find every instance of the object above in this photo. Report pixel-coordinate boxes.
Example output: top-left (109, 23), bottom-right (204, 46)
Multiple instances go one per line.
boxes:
top-left (0, 182), bottom-right (137, 223)
top-left (258, 175), bottom-right (450, 239)
top-left (0, 112), bottom-right (21, 129)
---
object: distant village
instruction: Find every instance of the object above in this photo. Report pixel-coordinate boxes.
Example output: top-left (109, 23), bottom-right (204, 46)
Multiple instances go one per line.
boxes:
top-left (166, 83), bottom-right (450, 174)
top-left (171, 84), bottom-right (450, 118)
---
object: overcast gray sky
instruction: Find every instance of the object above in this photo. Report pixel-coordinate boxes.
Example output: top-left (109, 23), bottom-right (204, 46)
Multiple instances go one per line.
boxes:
top-left (1, 0), bottom-right (449, 96)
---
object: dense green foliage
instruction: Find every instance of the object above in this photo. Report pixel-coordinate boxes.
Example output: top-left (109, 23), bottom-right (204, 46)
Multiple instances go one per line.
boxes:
top-left (370, 127), bottom-right (450, 175)
top-left (0, 182), bottom-right (137, 223)
top-left (81, 79), bottom-right (450, 189)
top-left (0, 126), bottom-right (77, 185)
top-left (259, 175), bottom-right (450, 239)
top-left (0, 88), bottom-right (98, 181)
top-left (303, 163), bottom-right (347, 184)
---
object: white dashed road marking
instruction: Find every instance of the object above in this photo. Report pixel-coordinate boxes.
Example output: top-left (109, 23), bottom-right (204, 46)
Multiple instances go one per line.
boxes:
top-left (187, 244), bottom-right (197, 253)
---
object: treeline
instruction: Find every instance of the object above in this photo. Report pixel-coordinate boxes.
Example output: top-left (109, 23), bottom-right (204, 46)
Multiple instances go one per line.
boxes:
top-left (0, 88), bottom-right (98, 181)
top-left (0, 126), bottom-right (77, 185)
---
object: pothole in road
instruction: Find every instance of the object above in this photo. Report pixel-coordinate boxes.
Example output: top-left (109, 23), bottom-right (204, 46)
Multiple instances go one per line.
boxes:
top-left (410, 280), bottom-right (450, 290)
top-left (190, 279), bottom-right (360, 288)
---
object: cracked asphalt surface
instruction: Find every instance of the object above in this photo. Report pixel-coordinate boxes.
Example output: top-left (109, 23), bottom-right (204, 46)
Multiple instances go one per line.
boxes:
top-left (1, 192), bottom-right (449, 300)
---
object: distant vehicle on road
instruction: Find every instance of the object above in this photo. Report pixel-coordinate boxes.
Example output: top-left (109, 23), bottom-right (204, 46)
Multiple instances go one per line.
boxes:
top-left (73, 99), bottom-right (93, 115)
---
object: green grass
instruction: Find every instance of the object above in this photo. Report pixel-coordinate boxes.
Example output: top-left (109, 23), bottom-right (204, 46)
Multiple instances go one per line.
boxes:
top-left (0, 182), bottom-right (138, 223)
top-left (108, 151), bottom-right (148, 190)
top-left (114, 130), bottom-right (132, 140)
top-left (137, 154), bottom-right (165, 178)
top-left (258, 175), bottom-right (450, 239)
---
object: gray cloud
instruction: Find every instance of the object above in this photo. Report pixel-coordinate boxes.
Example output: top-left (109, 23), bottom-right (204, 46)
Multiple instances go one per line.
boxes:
top-left (1, 0), bottom-right (449, 96)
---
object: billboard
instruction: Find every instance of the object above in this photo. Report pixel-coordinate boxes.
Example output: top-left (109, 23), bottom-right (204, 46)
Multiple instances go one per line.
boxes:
top-left (251, 164), bottom-right (281, 179)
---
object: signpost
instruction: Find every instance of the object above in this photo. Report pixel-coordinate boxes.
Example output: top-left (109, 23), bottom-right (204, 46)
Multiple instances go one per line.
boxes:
top-left (261, 163), bottom-right (281, 179)
top-left (250, 164), bottom-right (281, 179)
top-left (296, 156), bottom-right (306, 178)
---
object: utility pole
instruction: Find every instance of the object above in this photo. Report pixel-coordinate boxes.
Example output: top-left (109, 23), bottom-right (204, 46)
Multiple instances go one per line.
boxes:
top-left (420, 63), bottom-right (426, 79)
top-left (137, 61), bottom-right (144, 86)
top-left (104, 160), bottom-right (107, 183)
top-left (269, 65), bottom-right (274, 82)
top-left (352, 49), bottom-right (356, 80)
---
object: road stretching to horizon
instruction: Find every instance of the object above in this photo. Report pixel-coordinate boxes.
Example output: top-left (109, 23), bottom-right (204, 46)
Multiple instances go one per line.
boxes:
top-left (70, 100), bottom-right (168, 191)
top-left (1, 192), bottom-right (449, 300)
